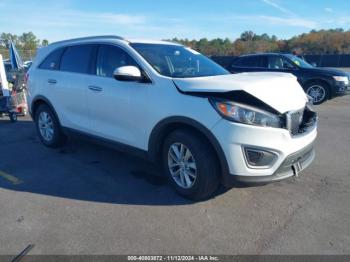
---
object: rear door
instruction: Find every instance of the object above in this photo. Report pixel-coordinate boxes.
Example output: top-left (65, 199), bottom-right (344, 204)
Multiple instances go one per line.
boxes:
top-left (49, 44), bottom-right (96, 131)
top-left (86, 44), bottom-right (150, 148)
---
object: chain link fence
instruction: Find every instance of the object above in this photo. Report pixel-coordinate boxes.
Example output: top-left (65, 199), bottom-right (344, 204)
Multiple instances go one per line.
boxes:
top-left (0, 49), bottom-right (36, 61)
top-left (211, 54), bottom-right (350, 69)
top-left (1, 49), bottom-right (349, 69)
top-left (303, 54), bottom-right (350, 67)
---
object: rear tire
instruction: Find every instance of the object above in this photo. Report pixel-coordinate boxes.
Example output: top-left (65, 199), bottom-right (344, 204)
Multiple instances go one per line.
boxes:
top-left (9, 112), bottom-right (17, 122)
top-left (162, 129), bottom-right (220, 200)
top-left (34, 104), bottom-right (66, 148)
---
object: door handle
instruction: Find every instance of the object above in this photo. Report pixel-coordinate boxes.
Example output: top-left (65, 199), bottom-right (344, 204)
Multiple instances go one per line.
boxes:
top-left (88, 86), bottom-right (103, 92)
top-left (48, 79), bottom-right (57, 84)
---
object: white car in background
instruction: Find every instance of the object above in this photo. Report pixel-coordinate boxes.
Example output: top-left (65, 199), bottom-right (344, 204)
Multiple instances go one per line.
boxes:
top-left (27, 36), bottom-right (317, 200)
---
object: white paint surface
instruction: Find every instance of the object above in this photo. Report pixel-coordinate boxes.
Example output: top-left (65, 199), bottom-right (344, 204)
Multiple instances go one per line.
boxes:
top-left (0, 54), bottom-right (10, 97)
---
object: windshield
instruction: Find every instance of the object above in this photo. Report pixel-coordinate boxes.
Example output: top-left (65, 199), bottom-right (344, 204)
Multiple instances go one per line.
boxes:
top-left (285, 54), bottom-right (314, 69)
top-left (130, 43), bottom-right (229, 78)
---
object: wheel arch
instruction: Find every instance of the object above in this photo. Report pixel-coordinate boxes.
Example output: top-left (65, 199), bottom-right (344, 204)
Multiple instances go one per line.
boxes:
top-left (31, 95), bottom-right (61, 124)
top-left (303, 78), bottom-right (332, 98)
top-left (148, 116), bottom-right (230, 180)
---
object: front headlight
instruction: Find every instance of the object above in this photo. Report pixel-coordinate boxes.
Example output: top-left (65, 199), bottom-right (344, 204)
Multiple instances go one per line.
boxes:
top-left (333, 76), bottom-right (349, 84)
top-left (210, 99), bottom-right (282, 128)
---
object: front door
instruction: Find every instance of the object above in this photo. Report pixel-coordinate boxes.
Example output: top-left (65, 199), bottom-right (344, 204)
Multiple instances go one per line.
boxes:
top-left (87, 44), bottom-right (150, 149)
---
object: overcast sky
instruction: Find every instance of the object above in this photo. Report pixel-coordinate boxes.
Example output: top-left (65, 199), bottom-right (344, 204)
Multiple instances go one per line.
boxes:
top-left (0, 0), bottom-right (349, 42)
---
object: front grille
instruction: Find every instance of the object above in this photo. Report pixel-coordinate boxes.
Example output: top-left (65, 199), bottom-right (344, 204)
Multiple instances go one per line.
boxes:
top-left (285, 106), bottom-right (317, 136)
top-left (274, 143), bottom-right (315, 177)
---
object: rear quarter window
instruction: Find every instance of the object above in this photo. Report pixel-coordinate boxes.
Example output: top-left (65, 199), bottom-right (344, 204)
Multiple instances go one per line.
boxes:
top-left (39, 48), bottom-right (64, 70)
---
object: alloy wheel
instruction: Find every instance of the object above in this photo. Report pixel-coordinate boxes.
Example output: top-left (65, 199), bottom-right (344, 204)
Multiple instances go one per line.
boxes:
top-left (168, 143), bottom-right (197, 189)
top-left (38, 111), bottom-right (54, 142)
top-left (306, 85), bottom-right (326, 104)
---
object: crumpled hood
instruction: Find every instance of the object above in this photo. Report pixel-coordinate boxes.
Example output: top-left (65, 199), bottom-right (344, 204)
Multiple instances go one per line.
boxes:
top-left (173, 72), bottom-right (308, 114)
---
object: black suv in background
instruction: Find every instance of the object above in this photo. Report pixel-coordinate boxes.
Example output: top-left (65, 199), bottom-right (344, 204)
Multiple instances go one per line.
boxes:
top-left (230, 53), bottom-right (350, 104)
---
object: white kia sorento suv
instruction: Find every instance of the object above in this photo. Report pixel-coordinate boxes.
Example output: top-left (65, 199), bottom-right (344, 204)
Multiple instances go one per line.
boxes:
top-left (27, 36), bottom-right (317, 200)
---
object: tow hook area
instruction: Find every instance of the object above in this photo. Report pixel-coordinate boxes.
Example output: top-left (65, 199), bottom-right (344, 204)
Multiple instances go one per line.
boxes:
top-left (292, 162), bottom-right (302, 177)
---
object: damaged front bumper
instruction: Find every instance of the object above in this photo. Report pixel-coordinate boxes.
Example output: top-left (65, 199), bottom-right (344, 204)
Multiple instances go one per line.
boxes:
top-left (231, 141), bottom-right (315, 184)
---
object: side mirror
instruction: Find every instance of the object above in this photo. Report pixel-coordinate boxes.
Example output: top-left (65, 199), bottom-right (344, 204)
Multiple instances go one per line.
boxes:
top-left (113, 66), bottom-right (142, 82)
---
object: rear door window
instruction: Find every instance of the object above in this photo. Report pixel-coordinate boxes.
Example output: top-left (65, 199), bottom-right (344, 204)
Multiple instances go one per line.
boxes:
top-left (96, 45), bottom-right (138, 78)
top-left (39, 48), bottom-right (64, 70)
top-left (232, 56), bottom-right (266, 68)
top-left (60, 45), bottom-right (95, 74)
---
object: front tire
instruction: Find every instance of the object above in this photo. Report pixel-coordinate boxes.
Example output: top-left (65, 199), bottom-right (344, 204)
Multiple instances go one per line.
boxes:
top-left (305, 81), bottom-right (329, 105)
top-left (34, 104), bottom-right (66, 148)
top-left (162, 129), bottom-right (220, 200)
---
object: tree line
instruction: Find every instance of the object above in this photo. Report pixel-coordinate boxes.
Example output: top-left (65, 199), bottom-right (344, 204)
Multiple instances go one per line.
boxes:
top-left (0, 32), bottom-right (48, 50)
top-left (170, 29), bottom-right (350, 56)
top-left (0, 32), bottom-right (48, 60)
top-left (1, 29), bottom-right (350, 57)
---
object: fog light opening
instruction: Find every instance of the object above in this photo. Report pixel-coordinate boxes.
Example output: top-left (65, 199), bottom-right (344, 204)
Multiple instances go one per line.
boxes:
top-left (246, 150), bottom-right (263, 164)
top-left (244, 148), bottom-right (278, 168)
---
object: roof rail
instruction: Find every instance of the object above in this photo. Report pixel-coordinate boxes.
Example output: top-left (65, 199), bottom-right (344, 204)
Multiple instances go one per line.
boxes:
top-left (50, 35), bottom-right (126, 45)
